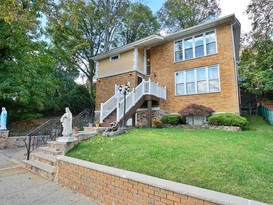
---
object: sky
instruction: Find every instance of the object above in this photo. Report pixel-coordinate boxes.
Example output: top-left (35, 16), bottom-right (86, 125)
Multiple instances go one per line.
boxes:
top-left (140, 0), bottom-right (252, 33)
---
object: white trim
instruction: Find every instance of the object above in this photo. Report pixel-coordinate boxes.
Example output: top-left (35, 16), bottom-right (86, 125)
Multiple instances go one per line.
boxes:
top-left (97, 69), bottom-right (145, 79)
top-left (95, 61), bottom-right (99, 79)
top-left (136, 107), bottom-right (160, 112)
top-left (174, 29), bottom-right (217, 63)
top-left (231, 24), bottom-right (240, 114)
top-left (133, 48), bottom-right (138, 70)
top-left (109, 54), bottom-right (120, 61)
top-left (175, 65), bottom-right (221, 96)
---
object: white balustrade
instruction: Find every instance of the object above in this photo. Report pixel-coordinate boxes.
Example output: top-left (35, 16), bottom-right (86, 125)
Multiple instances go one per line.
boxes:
top-left (100, 80), bottom-right (167, 123)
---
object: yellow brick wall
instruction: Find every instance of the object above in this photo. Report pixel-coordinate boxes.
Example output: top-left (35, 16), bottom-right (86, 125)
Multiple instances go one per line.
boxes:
top-left (149, 23), bottom-right (239, 113)
top-left (96, 71), bottom-right (144, 110)
top-left (57, 160), bottom-right (219, 205)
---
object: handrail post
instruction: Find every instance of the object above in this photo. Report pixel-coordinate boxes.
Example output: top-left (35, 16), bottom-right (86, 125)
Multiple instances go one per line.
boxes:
top-left (100, 103), bottom-right (104, 123)
top-left (157, 83), bottom-right (159, 97)
top-left (132, 88), bottom-right (136, 105)
top-left (27, 135), bottom-right (31, 160)
top-left (149, 78), bottom-right (151, 94)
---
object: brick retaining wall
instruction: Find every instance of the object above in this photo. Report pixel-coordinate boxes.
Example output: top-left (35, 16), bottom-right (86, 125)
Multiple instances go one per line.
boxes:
top-left (56, 156), bottom-right (266, 205)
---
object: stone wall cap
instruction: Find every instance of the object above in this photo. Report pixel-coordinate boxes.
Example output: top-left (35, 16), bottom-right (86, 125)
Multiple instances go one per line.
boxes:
top-left (58, 156), bottom-right (267, 205)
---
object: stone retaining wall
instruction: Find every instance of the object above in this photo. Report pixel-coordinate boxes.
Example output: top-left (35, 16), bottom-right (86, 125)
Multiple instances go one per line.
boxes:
top-left (0, 130), bottom-right (9, 149)
top-left (56, 156), bottom-right (266, 205)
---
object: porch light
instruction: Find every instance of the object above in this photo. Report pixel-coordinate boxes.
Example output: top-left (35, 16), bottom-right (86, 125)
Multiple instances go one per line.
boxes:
top-left (119, 83), bottom-right (130, 128)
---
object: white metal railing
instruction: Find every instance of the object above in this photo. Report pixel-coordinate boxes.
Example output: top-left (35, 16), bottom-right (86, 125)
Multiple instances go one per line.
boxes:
top-left (116, 79), bottom-right (167, 122)
top-left (100, 79), bottom-right (167, 123)
top-left (100, 92), bottom-right (120, 123)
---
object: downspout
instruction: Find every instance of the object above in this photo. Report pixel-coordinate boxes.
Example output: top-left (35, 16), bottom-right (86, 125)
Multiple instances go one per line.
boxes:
top-left (231, 20), bottom-right (241, 114)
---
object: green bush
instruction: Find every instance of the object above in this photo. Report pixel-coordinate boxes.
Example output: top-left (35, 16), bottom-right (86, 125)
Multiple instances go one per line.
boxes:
top-left (153, 120), bottom-right (163, 128)
top-left (161, 114), bottom-right (185, 125)
top-left (208, 113), bottom-right (248, 128)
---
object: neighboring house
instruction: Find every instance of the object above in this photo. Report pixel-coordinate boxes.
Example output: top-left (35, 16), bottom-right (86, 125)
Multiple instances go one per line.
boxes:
top-left (92, 14), bottom-right (241, 127)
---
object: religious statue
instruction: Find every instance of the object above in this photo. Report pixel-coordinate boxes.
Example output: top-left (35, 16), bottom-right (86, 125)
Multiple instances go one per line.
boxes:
top-left (60, 107), bottom-right (73, 137)
top-left (0, 107), bottom-right (7, 130)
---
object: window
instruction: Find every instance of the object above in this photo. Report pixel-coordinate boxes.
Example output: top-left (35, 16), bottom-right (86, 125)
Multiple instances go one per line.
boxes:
top-left (206, 31), bottom-right (216, 55)
top-left (175, 65), bottom-right (220, 95)
top-left (174, 30), bottom-right (216, 62)
top-left (110, 54), bottom-right (120, 61)
top-left (146, 49), bottom-right (151, 75)
top-left (184, 38), bottom-right (193, 60)
top-left (195, 34), bottom-right (204, 58)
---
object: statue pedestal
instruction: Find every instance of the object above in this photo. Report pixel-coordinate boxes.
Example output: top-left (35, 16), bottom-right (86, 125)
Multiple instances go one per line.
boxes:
top-left (57, 136), bottom-right (77, 143)
top-left (0, 130), bottom-right (9, 149)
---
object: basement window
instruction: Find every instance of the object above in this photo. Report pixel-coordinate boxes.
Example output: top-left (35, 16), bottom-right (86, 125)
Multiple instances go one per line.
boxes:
top-left (110, 54), bottom-right (120, 61)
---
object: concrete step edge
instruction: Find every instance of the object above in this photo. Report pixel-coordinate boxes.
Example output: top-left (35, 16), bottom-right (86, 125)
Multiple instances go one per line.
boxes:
top-left (23, 160), bottom-right (55, 174)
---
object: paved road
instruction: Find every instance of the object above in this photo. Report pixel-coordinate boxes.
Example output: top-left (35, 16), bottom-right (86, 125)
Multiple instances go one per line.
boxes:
top-left (0, 148), bottom-right (99, 205)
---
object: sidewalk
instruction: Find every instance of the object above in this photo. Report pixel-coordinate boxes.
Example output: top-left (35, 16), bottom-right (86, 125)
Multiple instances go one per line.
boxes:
top-left (0, 148), bottom-right (100, 205)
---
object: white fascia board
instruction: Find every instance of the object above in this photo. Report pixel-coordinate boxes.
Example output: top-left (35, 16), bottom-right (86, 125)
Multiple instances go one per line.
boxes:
top-left (164, 14), bottom-right (236, 41)
top-left (92, 35), bottom-right (164, 61)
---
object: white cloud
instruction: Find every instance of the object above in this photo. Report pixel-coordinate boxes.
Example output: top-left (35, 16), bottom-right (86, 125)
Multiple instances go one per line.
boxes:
top-left (220, 0), bottom-right (252, 33)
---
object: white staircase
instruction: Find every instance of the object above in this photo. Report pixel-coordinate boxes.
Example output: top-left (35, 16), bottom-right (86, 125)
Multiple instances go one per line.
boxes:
top-left (100, 79), bottom-right (167, 123)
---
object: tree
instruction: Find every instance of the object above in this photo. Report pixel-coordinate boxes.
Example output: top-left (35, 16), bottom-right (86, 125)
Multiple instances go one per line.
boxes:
top-left (0, 0), bottom-right (57, 118)
top-left (239, 0), bottom-right (273, 99)
top-left (118, 2), bottom-right (159, 44)
top-left (239, 38), bottom-right (273, 98)
top-left (156, 0), bottom-right (221, 33)
top-left (45, 0), bottom-right (130, 90)
top-left (246, 0), bottom-right (273, 40)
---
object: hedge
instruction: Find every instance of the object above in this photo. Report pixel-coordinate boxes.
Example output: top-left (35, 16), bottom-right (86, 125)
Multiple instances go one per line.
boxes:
top-left (208, 113), bottom-right (248, 128)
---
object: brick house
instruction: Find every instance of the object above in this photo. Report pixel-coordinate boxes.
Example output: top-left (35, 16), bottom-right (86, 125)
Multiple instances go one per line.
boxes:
top-left (92, 14), bottom-right (241, 127)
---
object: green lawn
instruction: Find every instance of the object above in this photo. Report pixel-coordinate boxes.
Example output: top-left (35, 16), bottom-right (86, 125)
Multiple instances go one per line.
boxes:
top-left (67, 116), bottom-right (273, 204)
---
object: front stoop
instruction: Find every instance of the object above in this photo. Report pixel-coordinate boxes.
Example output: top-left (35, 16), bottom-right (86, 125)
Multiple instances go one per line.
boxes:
top-left (23, 131), bottom-right (97, 181)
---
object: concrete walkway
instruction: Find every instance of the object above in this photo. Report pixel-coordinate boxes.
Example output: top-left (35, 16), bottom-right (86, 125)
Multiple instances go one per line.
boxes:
top-left (0, 148), bottom-right (99, 205)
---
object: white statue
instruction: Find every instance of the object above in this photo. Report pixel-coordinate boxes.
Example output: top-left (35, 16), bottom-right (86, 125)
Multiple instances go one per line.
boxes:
top-left (60, 107), bottom-right (73, 137)
top-left (0, 107), bottom-right (7, 130)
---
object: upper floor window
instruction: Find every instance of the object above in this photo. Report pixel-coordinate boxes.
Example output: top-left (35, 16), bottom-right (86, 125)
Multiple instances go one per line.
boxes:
top-left (174, 30), bottom-right (217, 62)
top-left (110, 54), bottom-right (120, 61)
top-left (175, 65), bottom-right (220, 95)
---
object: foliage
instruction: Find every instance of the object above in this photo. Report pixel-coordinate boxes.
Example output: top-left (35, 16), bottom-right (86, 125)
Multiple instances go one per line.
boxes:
top-left (0, 1), bottom-right (58, 119)
top-left (156, 0), bottom-right (221, 33)
top-left (246, 0), bottom-right (273, 39)
top-left (161, 114), bottom-right (184, 125)
top-left (239, 0), bottom-right (273, 99)
top-left (45, 0), bottom-right (129, 89)
top-left (67, 116), bottom-right (273, 203)
top-left (118, 2), bottom-right (159, 44)
top-left (179, 104), bottom-right (214, 117)
top-left (153, 119), bottom-right (163, 128)
top-left (239, 39), bottom-right (273, 97)
top-left (208, 113), bottom-right (248, 128)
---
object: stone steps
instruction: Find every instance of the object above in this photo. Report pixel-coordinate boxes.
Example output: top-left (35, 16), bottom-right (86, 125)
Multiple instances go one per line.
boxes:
top-left (23, 160), bottom-right (55, 181)
top-left (31, 153), bottom-right (57, 166)
top-left (38, 146), bottom-right (63, 156)
top-left (23, 131), bottom-right (98, 181)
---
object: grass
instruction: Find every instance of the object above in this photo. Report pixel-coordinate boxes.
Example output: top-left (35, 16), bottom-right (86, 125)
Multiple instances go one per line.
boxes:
top-left (67, 116), bottom-right (273, 204)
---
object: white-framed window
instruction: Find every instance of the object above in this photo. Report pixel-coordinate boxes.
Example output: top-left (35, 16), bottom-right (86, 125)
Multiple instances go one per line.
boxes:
top-left (174, 30), bottom-right (217, 62)
top-left (109, 54), bottom-right (120, 61)
top-left (175, 65), bottom-right (220, 95)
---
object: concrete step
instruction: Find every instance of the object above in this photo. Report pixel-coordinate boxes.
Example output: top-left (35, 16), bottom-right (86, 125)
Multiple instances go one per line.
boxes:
top-left (31, 153), bottom-right (57, 166)
top-left (23, 160), bottom-right (55, 181)
top-left (38, 146), bottom-right (63, 156)
top-left (84, 127), bottom-right (109, 134)
top-left (47, 141), bottom-right (67, 150)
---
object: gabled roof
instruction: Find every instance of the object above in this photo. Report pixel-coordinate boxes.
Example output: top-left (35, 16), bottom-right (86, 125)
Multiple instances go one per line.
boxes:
top-left (92, 14), bottom-right (240, 61)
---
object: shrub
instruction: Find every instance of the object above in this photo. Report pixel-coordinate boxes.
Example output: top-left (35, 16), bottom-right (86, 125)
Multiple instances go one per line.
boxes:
top-left (161, 114), bottom-right (185, 125)
top-left (208, 113), bottom-right (248, 128)
top-left (179, 104), bottom-right (214, 117)
top-left (153, 120), bottom-right (163, 128)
